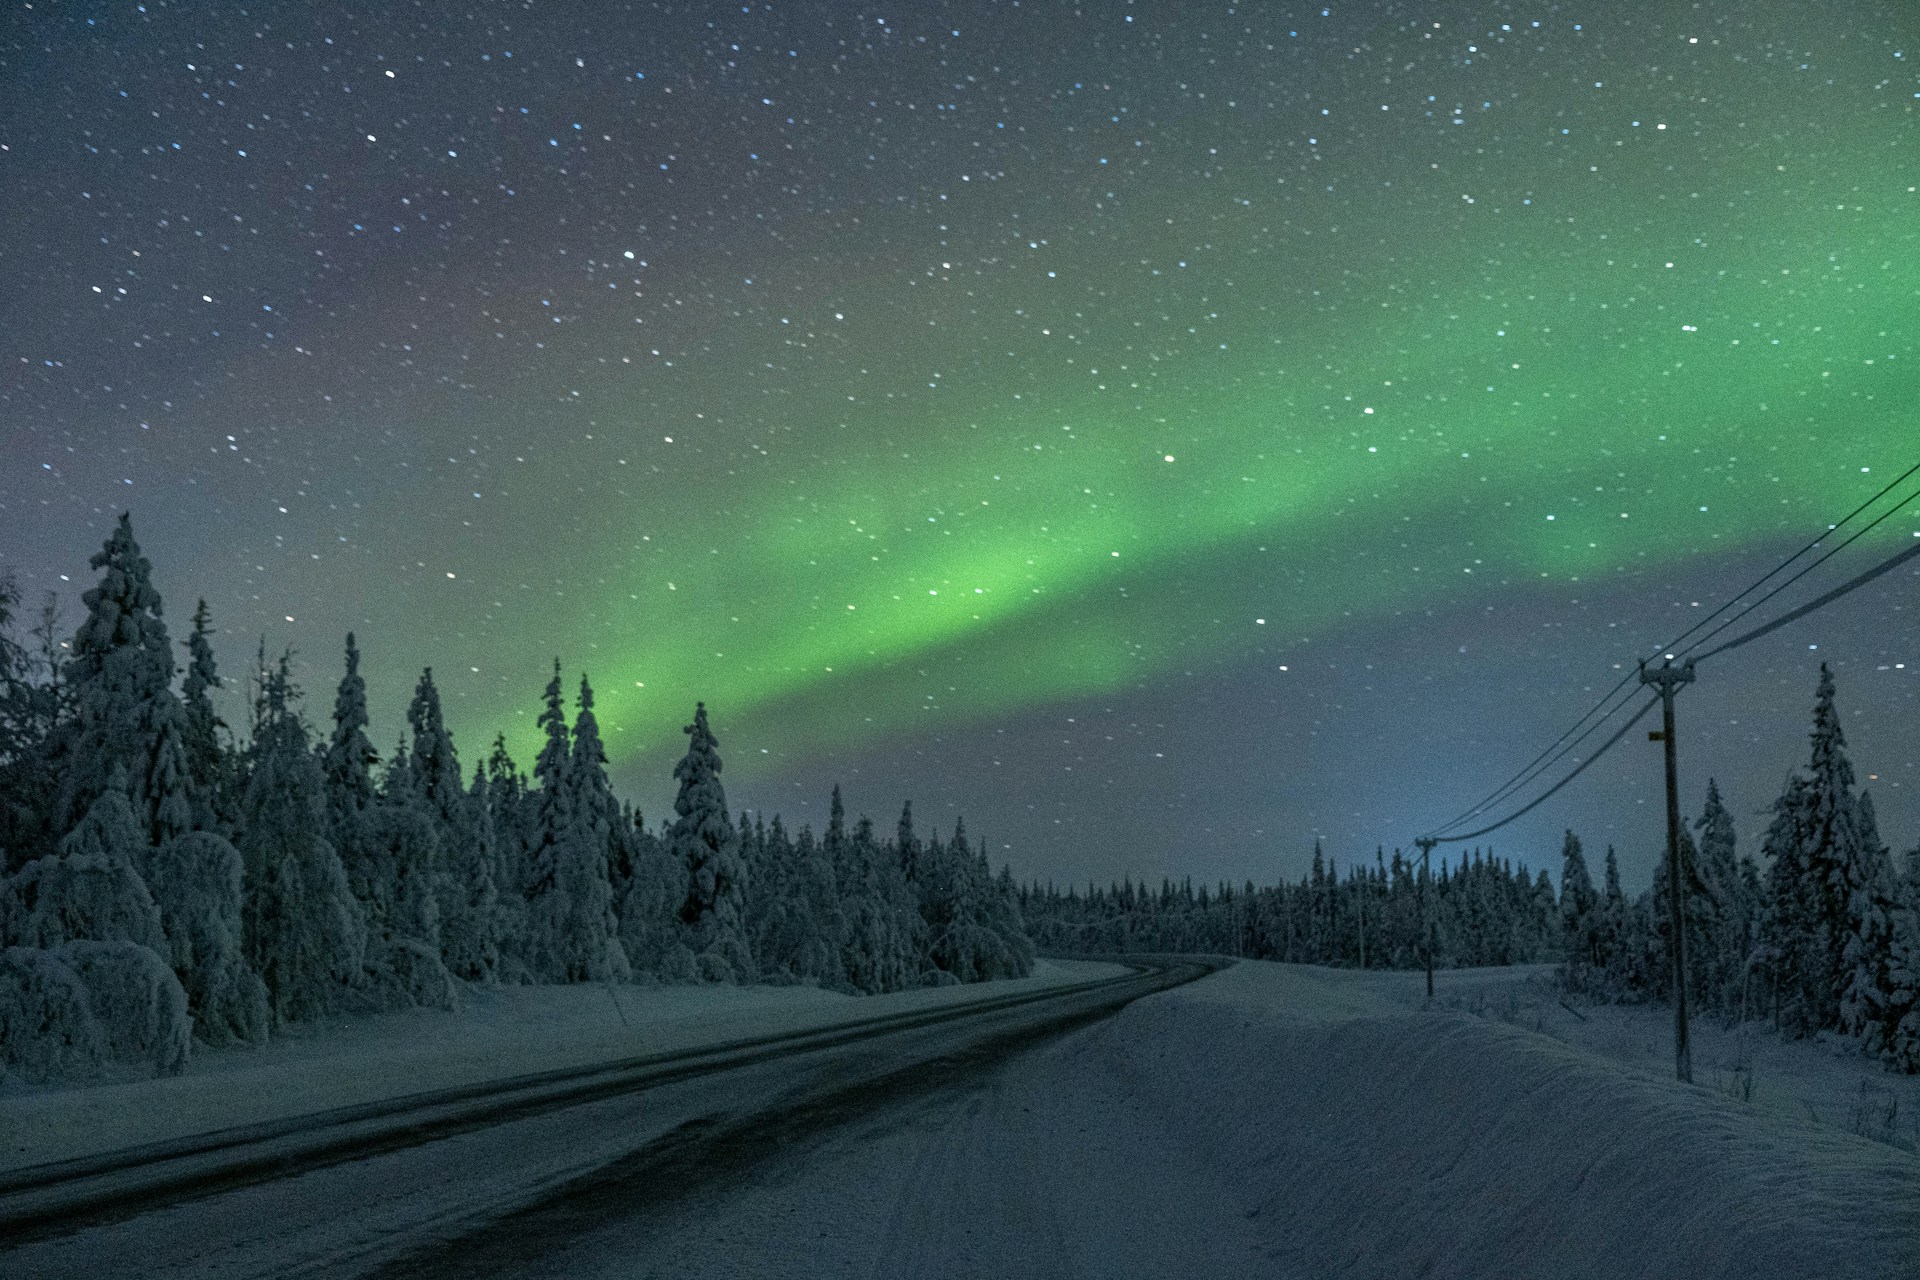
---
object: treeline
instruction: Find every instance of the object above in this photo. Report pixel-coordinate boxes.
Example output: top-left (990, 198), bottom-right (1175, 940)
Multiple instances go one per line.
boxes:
top-left (0, 516), bottom-right (1031, 1084)
top-left (1556, 664), bottom-right (1920, 1072)
top-left (1023, 842), bottom-right (1561, 968)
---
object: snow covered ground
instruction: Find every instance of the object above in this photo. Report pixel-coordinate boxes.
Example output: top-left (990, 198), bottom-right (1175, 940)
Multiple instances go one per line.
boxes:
top-left (8, 958), bottom-right (1917, 1278)
top-left (500, 960), bottom-right (1920, 1280)
top-left (1410, 963), bottom-right (1920, 1155)
top-left (0, 958), bottom-right (1123, 1176)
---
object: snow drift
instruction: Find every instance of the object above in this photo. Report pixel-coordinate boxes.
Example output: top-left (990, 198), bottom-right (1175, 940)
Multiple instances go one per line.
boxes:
top-left (1103, 961), bottom-right (1919, 1279)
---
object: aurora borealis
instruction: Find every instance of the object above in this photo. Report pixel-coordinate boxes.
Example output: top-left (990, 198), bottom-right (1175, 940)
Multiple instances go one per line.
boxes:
top-left (3, 1), bottom-right (1916, 889)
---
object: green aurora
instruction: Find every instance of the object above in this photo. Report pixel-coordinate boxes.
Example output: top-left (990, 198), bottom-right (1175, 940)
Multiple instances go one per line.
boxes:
top-left (434, 47), bottom-right (1915, 774)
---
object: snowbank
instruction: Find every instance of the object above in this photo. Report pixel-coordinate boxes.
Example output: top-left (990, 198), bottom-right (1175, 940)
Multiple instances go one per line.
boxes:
top-left (0, 957), bottom-right (1122, 1175)
top-left (1105, 961), bottom-right (1920, 1279)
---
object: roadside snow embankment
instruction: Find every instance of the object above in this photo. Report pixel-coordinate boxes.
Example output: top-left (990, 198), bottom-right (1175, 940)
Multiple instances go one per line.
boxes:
top-left (0, 958), bottom-right (1122, 1176)
top-left (1106, 961), bottom-right (1920, 1280)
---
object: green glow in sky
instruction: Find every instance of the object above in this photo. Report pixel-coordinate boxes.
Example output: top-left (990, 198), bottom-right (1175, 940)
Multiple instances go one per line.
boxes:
top-left (464, 126), bottom-right (1914, 771)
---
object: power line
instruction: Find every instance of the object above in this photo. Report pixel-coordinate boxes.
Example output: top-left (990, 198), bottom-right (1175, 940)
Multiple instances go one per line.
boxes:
top-left (1419, 461), bottom-right (1919, 844)
top-left (1656, 458), bottom-right (1920, 662)
top-left (1678, 482), bottom-right (1920, 661)
top-left (1426, 672), bottom-right (1639, 836)
top-left (1692, 533), bottom-right (1920, 663)
top-left (1428, 696), bottom-right (1660, 844)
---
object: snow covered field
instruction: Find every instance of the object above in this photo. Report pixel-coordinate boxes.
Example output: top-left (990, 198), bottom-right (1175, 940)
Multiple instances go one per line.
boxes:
top-left (0, 958), bottom-right (1124, 1176)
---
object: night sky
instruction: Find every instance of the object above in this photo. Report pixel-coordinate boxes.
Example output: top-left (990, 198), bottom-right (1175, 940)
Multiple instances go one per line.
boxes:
top-left (4, 1), bottom-right (1916, 893)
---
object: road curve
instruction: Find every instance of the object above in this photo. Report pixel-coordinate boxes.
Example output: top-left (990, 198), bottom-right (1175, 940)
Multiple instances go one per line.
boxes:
top-left (1, 957), bottom-right (1216, 1278)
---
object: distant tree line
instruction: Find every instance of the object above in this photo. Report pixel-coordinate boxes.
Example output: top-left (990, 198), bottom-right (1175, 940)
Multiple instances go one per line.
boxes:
top-left (1556, 664), bottom-right (1920, 1073)
top-left (0, 516), bottom-right (1032, 1083)
top-left (1023, 842), bottom-right (1562, 970)
top-left (1027, 662), bottom-right (1920, 1075)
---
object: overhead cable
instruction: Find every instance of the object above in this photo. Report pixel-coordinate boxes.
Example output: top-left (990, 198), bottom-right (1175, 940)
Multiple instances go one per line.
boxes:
top-left (1425, 696), bottom-right (1661, 843)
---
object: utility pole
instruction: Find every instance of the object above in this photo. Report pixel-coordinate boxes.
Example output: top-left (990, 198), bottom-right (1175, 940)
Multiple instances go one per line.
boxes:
top-left (1414, 836), bottom-right (1439, 1000)
top-left (1640, 657), bottom-right (1696, 1084)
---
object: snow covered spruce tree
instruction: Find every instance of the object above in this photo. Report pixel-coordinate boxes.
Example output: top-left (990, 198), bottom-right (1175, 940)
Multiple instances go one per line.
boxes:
top-left (840, 805), bottom-right (920, 993)
top-left (10, 768), bottom-right (164, 953)
top-left (756, 816), bottom-right (841, 986)
top-left (146, 828), bottom-right (268, 1045)
top-left (1557, 830), bottom-right (1599, 991)
top-left (566, 675), bottom-right (624, 922)
top-left (179, 599), bottom-right (235, 836)
top-left (9, 523), bottom-right (257, 1055)
top-left (52, 514), bottom-right (196, 852)
top-left (236, 655), bottom-right (365, 1025)
top-left (827, 787), bottom-right (888, 992)
top-left (480, 734), bottom-right (534, 981)
top-left (524, 662), bottom-right (628, 983)
top-left (0, 573), bottom-right (65, 873)
top-left (1688, 779), bottom-right (1763, 1017)
top-left (1883, 850), bottom-right (1920, 1071)
top-left (670, 702), bottom-right (752, 982)
top-left (407, 668), bottom-right (498, 982)
top-left (1, 768), bottom-right (193, 1078)
top-left (1759, 665), bottom-right (1900, 1041)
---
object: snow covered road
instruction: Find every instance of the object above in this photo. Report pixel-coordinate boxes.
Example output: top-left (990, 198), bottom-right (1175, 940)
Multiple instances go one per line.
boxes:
top-left (0, 959), bottom-right (1209, 1277)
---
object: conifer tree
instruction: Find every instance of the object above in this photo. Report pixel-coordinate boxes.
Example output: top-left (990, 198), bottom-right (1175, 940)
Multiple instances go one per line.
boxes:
top-left (1761, 771), bottom-right (1819, 1031)
top-left (0, 576), bottom-right (64, 871)
top-left (1883, 851), bottom-right (1920, 1071)
top-left (236, 656), bottom-right (365, 1024)
top-left (482, 734), bottom-right (533, 980)
top-left (1691, 779), bottom-right (1751, 1014)
top-left (147, 829), bottom-right (269, 1044)
top-left (361, 750), bottom-right (457, 1010)
top-left (1838, 789), bottom-right (1900, 1052)
top-left (54, 515), bottom-right (196, 850)
top-left (524, 660), bottom-right (572, 979)
top-left (408, 668), bottom-right (498, 981)
top-left (670, 702), bottom-right (751, 981)
top-left (788, 819), bottom-right (845, 986)
top-left (1761, 665), bottom-right (1890, 1038)
top-left (324, 636), bottom-right (379, 831)
top-left (324, 635), bottom-right (383, 915)
top-left (617, 808), bottom-right (691, 977)
top-left (8, 768), bottom-right (166, 953)
top-left (897, 800), bottom-right (920, 883)
top-left (179, 600), bottom-right (232, 835)
top-left (524, 663), bottom-right (628, 982)
top-left (568, 674), bottom-right (621, 886)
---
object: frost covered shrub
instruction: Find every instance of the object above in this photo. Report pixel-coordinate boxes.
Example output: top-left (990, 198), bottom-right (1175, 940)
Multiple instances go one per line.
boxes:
top-left (0, 946), bottom-right (106, 1083)
top-left (57, 939), bottom-right (191, 1077)
top-left (149, 832), bottom-right (268, 1045)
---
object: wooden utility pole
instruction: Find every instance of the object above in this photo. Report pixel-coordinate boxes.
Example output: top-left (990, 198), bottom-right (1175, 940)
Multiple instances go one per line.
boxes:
top-left (1640, 657), bottom-right (1696, 1084)
top-left (1414, 836), bottom-right (1439, 1000)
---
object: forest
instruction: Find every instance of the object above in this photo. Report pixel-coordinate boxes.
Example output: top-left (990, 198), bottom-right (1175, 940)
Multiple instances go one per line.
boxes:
top-left (1022, 664), bottom-right (1920, 1074)
top-left (0, 516), bottom-right (1032, 1084)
